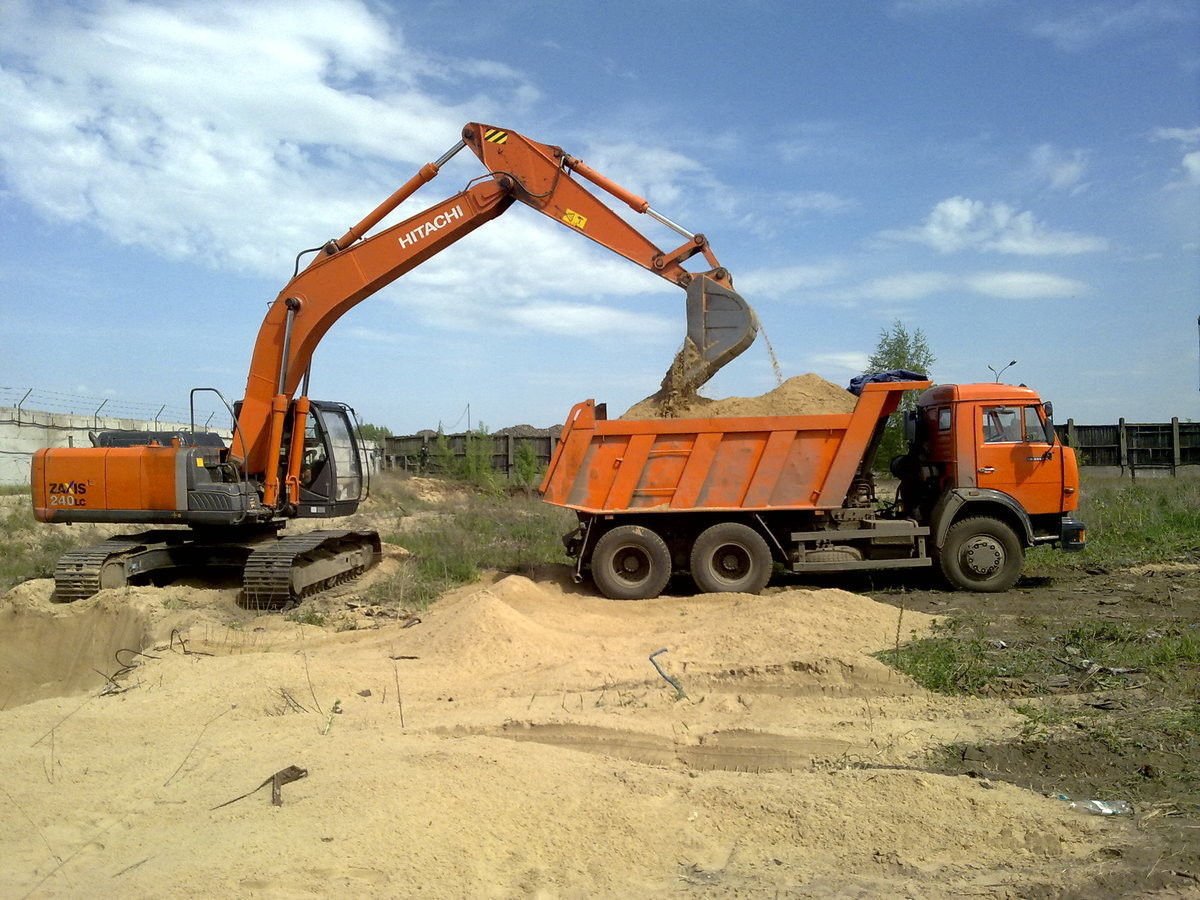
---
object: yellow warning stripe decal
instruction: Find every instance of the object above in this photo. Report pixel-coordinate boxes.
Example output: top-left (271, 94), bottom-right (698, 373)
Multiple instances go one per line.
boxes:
top-left (484, 129), bottom-right (508, 144)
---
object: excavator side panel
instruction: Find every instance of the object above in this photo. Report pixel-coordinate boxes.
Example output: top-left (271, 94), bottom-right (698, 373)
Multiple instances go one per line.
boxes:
top-left (34, 445), bottom-right (189, 523)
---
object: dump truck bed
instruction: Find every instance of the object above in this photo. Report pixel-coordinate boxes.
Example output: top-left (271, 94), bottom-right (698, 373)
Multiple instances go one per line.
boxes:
top-left (540, 380), bottom-right (929, 515)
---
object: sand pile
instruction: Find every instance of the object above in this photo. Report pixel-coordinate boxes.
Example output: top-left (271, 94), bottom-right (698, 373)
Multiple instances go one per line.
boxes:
top-left (0, 570), bottom-right (1132, 897)
top-left (623, 372), bottom-right (858, 419)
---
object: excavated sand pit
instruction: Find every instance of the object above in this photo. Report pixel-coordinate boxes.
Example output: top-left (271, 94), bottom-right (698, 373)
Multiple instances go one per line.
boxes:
top-left (0, 568), bottom-right (1136, 897)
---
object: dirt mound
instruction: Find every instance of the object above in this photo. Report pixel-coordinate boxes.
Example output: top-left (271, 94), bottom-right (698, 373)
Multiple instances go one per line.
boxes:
top-left (622, 372), bottom-right (857, 419)
top-left (0, 572), bottom-right (1132, 897)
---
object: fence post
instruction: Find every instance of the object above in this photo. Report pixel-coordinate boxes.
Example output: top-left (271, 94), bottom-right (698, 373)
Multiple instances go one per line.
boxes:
top-left (16, 388), bottom-right (32, 426)
top-left (1172, 417), bottom-right (1181, 473)
top-left (1118, 418), bottom-right (1128, 472)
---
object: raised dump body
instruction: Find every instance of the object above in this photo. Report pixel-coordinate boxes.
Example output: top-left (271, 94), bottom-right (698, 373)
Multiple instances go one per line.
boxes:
top-left (541, 381), bottom-right (912, 514)
top-left (541, 379), bottom-right (1085, 600)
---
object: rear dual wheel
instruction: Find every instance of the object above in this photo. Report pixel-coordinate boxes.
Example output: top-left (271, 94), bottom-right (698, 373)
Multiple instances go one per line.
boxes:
top-left (590, 525), bottom-right (672, 600)
top-left (689, 522), bottom-right (772, 595)
top-left (590, 521), bottom-right (774, 600)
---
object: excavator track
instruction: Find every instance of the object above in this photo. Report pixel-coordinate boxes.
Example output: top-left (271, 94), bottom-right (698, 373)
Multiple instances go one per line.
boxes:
top-left (242, 529), bottom-right (382, 611)
top-left (51, 528), bottom-right (381, 609)
top-left (52, 537), bottom-right (152, 603)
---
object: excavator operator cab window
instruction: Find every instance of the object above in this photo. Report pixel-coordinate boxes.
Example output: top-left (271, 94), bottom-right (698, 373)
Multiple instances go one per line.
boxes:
top-left (298, 402), bottom-right (364, 509)
top-left (322, 407), bottom-right (363, 502)
top-left (300, 419), bottom-right (329, 490)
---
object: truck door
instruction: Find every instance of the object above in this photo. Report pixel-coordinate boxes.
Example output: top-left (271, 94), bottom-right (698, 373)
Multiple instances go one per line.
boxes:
top-left (974, 404), bottom-right (1064, 515)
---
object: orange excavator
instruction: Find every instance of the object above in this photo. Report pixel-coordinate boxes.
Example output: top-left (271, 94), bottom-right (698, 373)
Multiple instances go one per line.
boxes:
top-left (31, 123), bottom-right (758, 608)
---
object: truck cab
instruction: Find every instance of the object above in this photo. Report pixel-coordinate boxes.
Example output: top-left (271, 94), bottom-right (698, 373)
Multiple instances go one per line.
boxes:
top-left (899, 384), bottom-right (1086, 589)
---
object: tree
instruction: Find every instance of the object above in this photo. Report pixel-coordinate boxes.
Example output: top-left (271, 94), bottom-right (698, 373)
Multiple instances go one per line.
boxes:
top-left (357, 422), bottom-right (393, 441)
top-left (863, 321), bottom-right (936, 471)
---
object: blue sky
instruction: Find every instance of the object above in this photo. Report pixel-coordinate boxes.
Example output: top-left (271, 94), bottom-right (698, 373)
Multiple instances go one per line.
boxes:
top-left (1, 0), bottom-right (1197, 433)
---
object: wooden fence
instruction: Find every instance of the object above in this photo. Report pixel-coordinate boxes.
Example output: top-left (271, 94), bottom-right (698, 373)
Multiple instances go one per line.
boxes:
top-left (380, 418), bottom-right (1199, 480)
top-left (381, 432), bottom-right (559, 478)
top-left (1057, 418), bottom-right (1200, 475)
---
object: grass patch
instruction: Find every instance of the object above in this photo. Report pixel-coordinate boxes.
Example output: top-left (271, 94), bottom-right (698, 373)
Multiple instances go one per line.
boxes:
top-left (367, 487), bottom-right (575, 610)
top-left (0, 496), bottom-right (103, 592)
top-left (877, 617), bottom-right (1042, 694)
top-left (881, 617), bottom-right (1200, 698)
top-left (1030, 475), bottom-right (1200, 572)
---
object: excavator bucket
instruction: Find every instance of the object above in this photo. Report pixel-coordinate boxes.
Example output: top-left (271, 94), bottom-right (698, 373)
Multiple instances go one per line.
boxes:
top-left (659, 276), bottom-right (758, 406)
top-left (686, 276), bottom-right (758, 379)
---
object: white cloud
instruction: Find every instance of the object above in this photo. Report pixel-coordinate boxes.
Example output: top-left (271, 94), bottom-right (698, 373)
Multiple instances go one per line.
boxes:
top-left (1029, 1), bottom-right (1196, 52)
top-left (1152, 127), bottom-right (1200, 188)
top-left (963, 271), bottom-right (1086, 299)
top-left (780, 191), bottom-right (856, 215)
top-left (739, 259), bottom-right (1086, 306)
top-left (806, 350), bottom-right (871, 375)
top-left (1181, 151), bottom-right (1200, 187)
top-left (1028, 144), bottom-right (1090, 194)
top-left (0, 0), bottom-right (539, 276)
top-left (880, 197), bottom-right (1108, 255)
top-left (735, 262), bottom-right (848, 301)
top-left (0, 0), bottom-right (740, 329)
top-left (856, 269), bottom-right (1086, 301)
top-left (859, 271), bottom-right (957, 301)
top-left (1153, 127), bottom-right (1200, 145)
top-left (501, 302), bottom-right (672, 338)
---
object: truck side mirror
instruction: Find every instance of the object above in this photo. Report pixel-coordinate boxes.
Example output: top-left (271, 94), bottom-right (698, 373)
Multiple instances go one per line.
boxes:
top-left (1042, 402), bottom-right (1056, 445)
top-left (903, 409), bottom-right (919, 444)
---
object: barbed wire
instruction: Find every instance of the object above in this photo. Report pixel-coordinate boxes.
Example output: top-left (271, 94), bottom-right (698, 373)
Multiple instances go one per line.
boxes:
top-left (0, 386), bottom-right (230, 426)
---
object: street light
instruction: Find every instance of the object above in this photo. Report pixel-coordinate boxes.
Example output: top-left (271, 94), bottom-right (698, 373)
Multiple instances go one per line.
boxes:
top-left (988, 360), bottom-right (1017, 382)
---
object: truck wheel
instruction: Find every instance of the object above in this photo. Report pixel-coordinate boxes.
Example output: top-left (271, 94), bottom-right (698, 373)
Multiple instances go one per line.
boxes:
top-left (690, 522), bottom-right (772, 595)
top-left (590, 525), bottom-right (672, 600)
top-left (938, 517), bottom-right (1023, 592)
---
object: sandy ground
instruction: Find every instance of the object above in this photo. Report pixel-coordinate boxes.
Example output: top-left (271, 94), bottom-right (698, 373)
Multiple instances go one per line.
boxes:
top-left (0, 559), bottom-right (1139, 898)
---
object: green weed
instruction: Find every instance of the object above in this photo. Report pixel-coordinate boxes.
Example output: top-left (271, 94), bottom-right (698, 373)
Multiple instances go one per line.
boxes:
top-left (0, 497), bottom-right (102, 591)
top-left (367, 489), bottom-right (574, 610)
top-left (287, 610), bottom-right (328, 627)
top-left (1031, 475), bottom-right (1200, 571)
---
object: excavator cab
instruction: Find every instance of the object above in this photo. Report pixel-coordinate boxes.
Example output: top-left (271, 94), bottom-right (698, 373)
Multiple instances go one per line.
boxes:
top-left (293, 401), bottom-right (365, 517)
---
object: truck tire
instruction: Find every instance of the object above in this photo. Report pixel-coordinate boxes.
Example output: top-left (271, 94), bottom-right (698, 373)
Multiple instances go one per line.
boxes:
top-left (689, 522), bottom-right (773, 595)
top-left (591, 525), bottom-right (672, 600)
top-left (937, 516), bottom-right (1023, 592)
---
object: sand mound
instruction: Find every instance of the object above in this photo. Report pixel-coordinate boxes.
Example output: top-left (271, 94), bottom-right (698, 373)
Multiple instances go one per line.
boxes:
top-left (623, 372), bottom-right (857, 419)
top-left (0, 573), bottom-right (1131, 897)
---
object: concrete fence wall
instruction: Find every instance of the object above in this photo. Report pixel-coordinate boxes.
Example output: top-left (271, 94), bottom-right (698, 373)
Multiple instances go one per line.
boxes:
top-left (0, 405), bottom-right (231, 486)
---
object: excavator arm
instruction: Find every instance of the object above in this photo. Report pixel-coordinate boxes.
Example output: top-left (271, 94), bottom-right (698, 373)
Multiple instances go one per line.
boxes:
top-left (232, 123), bottom-right (759, 504)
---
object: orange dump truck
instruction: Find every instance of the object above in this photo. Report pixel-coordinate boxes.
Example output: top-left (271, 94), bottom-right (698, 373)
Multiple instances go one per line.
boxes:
top-left (540, 379), bottom-right (1085, 599)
